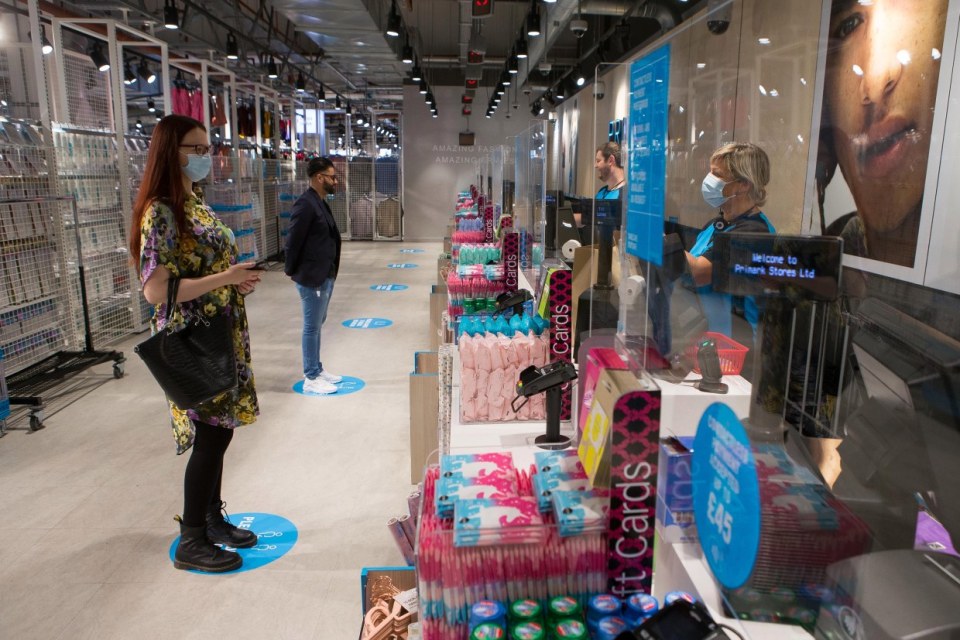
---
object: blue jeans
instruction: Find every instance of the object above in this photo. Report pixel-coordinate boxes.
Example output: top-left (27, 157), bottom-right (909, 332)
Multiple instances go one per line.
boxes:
top-left (297, 278), bottom-right (335, 379)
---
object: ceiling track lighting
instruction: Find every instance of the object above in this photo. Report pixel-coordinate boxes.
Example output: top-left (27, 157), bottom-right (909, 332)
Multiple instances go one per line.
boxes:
top-left (226, 32), bottom-right (239, 60)
top-left (516, 38), bottom-right (528, 59)
top-left (426, 92), bottom-right (435, 106)
top-left (385, 3), bottom-right (401, 37)
top-left (123, 60), bottom-right (137, 85)
top-left (295, 71), bottom-right (305, 92)
top-left (401, 44), bottom-right (414, 64)
top-left (508, 53), bottom-right (519, 74)
top-left (318, 84), bottom-right (326, 102)
top-left (266, 58), bottom-right (278, 79)
top-left (336, 95), bottom-right (342, 109)
top-left (138, 59), bottom-right (156, 84)
top-left (88, 42), bottom-right (109, 72)
top-left (527, 10), bottom-right (541, 37)
top-left (411, 64), bottom-right (422, 82)
top-left (35, 30), bottom-right (53, 55)
top-left (418, 79), bottom-right (428, 95)
top-left (164, 0), bottom-right (179, 30)
top-left (147, 99), bottom-right (156, 113)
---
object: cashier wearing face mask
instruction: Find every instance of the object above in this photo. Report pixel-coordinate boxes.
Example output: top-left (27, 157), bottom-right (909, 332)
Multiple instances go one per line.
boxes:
top-left (686, 142), bottom-right (776, 338)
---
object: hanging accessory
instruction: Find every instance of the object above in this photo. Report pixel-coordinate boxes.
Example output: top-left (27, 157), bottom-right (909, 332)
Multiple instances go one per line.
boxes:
top-left (134, 277), bottom-right (238, 409)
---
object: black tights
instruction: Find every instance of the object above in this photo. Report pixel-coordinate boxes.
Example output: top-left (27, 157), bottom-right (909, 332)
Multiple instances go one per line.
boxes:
top-left (183, 420), bottom-right (234, 527)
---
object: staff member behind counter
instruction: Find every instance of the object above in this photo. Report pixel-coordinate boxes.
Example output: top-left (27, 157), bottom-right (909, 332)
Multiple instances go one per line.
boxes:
top-left (686, 142), bottom-right (776, 339)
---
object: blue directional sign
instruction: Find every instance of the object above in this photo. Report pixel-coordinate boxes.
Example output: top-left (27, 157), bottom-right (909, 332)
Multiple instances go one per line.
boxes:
top-left (370, 284), bottom-right (409, 291)
top-left (168, 512), bottom-right (297, 574)
top-left (387, 263), bottom-right (419, 269)
top-left (293, 376), bottom-right (366, 396)
top-left (400, 249), bottom-right (425, 254)
top-left (342, 317), bottom-right (393, 329)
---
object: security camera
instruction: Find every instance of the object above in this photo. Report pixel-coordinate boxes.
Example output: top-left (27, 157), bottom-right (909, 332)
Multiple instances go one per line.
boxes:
top-left (706, 0), bottom-right (731, 35)
top-left (570, 18), bottom-right (588, 37)
top-left (593, 81), bottom-right (606, 100)
top-left (522, 86), bottom-right (532, 96)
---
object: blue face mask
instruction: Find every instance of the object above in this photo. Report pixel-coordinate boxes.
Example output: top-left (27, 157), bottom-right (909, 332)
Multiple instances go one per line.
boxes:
top-left (183, 154), bottom-right (212, 182)
top-left (701, 172), bottom-right (731, 209)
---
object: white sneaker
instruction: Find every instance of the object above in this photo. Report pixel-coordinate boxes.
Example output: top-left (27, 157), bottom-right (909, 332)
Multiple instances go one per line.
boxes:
top-left (318, 370), bottom-right (342, 384)
top-left (303, 377), bottom-right (337, 395)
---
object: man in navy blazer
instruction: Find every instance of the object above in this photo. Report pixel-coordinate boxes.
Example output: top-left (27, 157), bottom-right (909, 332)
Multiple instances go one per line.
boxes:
top-left (285, 157), bottom-right (343, 394)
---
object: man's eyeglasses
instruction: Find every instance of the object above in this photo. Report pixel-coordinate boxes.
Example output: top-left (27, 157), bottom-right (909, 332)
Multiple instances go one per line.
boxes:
top-left (316, 172), bottom-right (338, 181)
top-left (179, 144), bottom-right (212, 156)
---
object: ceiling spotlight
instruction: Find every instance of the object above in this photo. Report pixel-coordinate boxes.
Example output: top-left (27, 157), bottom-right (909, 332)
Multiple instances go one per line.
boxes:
top-left (147, 99), bottom-right (156, 113)
top-left (432, 111), bottom-right (438, 118)
top-left (40, 30), bottom-right (53, 55)
top-left (419, 79), bottom-right (428, 95)
top-left (123, 60), bottom-right (137, 85)
top-left (531, 101), bottom-right (540, 116)
top-left (516, 38), bottom-right (528, 59)
top-left (555, 82), bottom-right (566, 100)
top-left (411, 64), bottom-right (422, 82)
top-left (485, 112), bottom-right (492, 119)
top-left (346, 102), bottom-right (352, 115)
top-left (164, 0), bottom-right (179, 29)
top-left (575, 66), bottom-right (585, 87)
top-left (318, 84), bottom-right (326, 102)
top-left (135, 119), bottom-right (143, 129)
top-left (501, 73), bottom-right (511, 86)
top-left (385, 4), bottom-right (401, 37)
top-left (267, 58), bottom-right (278, 79)
top-left (88, 42), bottom-right (110, 72)
top-left (356, 116), bottom-right (364, 125)
top-left (296, 71), bottom-right (306, 92)
top-left (527, 11), bottom-right (541, 37)
top-left (426, 92), bottom-right (435, 106)
top-left (401, 45), bottom-right (414, 64)
top-left (138, 59), bottom-right (156, 84)
top-left (336, 95), bottom-right (342, 109)
top-left (508, 54), bottom-right (519, 74)
top-left (226, 32), bottom-right (239, 60)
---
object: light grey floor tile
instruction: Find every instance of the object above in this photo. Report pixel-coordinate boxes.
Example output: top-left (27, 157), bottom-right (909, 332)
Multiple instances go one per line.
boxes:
top-left (0, 242), bottom-right (438, 633)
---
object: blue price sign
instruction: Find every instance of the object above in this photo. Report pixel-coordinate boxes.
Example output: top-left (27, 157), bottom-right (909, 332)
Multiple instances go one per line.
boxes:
top-left (370, 284), bottom-right (409, 291)
top-left (342, 317), bottom-right (393, 329)
top-left (388, 263), bottom-right (419, 269)
top-left (399, 249), bottom-right (425, 254)
top-left (692, 403), bottom-right (761, 589)
top-left (169, 513), bottom-right (298, 574)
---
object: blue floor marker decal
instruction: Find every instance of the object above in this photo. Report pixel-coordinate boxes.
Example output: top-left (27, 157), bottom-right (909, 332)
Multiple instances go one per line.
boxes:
top-left (169, 512), bottom-right (297, 574)
top-left (342, 317), bottom-right (393, 329)
top-left (370, 284), bottom-right (409, 291)
top-left (387, 263), bottom-right (419, 269)
top-left (399, 249), bottom-right (425, 254)
top-left (292, 376), bottom-right (365, 396)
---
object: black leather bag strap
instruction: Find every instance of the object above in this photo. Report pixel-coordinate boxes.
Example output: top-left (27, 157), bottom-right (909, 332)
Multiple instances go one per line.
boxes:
top-left (164, 276), bottom-right (181, 325)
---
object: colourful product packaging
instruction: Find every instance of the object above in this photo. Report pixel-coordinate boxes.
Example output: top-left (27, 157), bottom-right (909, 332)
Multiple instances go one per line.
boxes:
top-left (547, 596), bottom-right (583, 622)
top-left (586, 594), bottom-right (622, 630)
top-left (471, 622), bottom-right (506, 639)
top-left (549, 618), bottom-right (587, 639)
top-left (453, 497), bottom-right (545, 547)
top-left (441, 452), bottom-right (515, 479)
top-left (533, 472), bottom-right (591, 513)
top-left (470, 600), bottom-right (507, 629)
top-left (664, 591), bottom-right (696, 606)
top-left (436, 472), bottom-right (519, 518)
top-left (509, 599), bottom-right (543, 622)
top-left (577, 347), bottom-right (627, 437)
top-left (533, 450), bottom-right (585, 477)
top-left (624, 594), bottom-right (658, 627)
top-left (509, 620), bottom-right (546, 640)
top-left (593, 616), bottom-right (629, 640)
top-left (655, 437), bottom-right (697, 544)
top-left (553, 490), bottom-right (609, 538)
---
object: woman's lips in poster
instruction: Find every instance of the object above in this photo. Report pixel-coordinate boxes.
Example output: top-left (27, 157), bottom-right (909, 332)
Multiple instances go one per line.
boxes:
top-left (853, 117), bottom-right (920, 179)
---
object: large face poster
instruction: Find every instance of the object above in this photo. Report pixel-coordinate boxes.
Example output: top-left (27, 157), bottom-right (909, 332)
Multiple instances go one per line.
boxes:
top-left (816, 0), bottom-right (952, 277)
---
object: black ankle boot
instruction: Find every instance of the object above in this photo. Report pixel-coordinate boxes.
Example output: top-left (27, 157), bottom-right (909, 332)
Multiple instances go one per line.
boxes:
top-left (174, 521), bottom-right (242, 573)
top-left (206, 501), bottom-right (258, 549)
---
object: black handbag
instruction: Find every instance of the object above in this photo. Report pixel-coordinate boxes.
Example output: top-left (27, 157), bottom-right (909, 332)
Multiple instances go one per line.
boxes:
top-left (134, 277), bottom-right (238, 409)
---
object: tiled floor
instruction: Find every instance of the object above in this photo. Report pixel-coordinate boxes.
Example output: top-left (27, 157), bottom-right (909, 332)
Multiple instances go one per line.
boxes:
top-left (0, 241), bottom-right (440, 639)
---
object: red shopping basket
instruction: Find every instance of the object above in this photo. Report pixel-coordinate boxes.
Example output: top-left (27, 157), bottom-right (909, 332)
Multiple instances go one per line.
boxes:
top-left (688, 332), bottom-right (749, 376)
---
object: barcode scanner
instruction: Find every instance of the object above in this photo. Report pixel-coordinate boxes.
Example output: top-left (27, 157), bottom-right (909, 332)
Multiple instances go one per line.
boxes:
top-left (694, 338), bottom-right (728, 394)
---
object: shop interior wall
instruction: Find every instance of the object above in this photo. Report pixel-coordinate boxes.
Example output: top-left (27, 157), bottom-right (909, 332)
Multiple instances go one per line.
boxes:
top-left (561, 0), bottom-right (823, 235)
top-left (402, 84), bottom-right (532, 241)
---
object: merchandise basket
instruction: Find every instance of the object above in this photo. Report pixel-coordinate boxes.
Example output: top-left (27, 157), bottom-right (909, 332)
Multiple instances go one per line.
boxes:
top-left (688, 332), bottom-right (749, 376)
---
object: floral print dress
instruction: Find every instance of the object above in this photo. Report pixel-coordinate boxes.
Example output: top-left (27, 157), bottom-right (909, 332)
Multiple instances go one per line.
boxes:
top-left (139, 194), bottom-right (259, 454)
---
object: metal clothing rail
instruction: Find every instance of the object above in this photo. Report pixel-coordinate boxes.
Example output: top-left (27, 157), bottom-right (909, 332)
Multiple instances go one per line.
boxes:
top-left (1, 196), bottom-right (124, 432)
